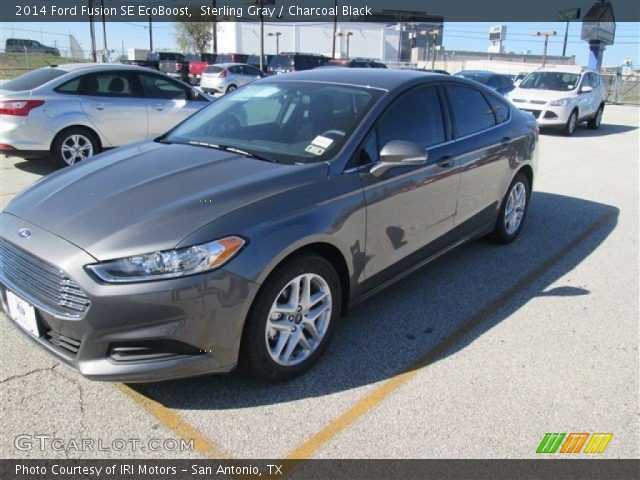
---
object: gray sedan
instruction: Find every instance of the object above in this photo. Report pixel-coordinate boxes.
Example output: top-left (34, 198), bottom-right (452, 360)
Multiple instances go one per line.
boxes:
top-left (0, 69), bottom-right (538, 382)
top-left (0, 63), bottom-right (211, 166)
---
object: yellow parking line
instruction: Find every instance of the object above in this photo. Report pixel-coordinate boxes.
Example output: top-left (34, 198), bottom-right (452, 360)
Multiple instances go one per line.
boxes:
top-left (285, 208), bottom-right (617, 461)
top-left (117, 384), bottom-right (232, 459)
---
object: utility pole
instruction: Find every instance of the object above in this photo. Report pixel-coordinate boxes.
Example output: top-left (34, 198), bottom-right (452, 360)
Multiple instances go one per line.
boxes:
top-left (558, 8), bottom-right (580, 58)
top-left (331, 0), bottom-right (338, 58)
top-left (211, 0), bottom-right (217, 54)
top-left (532, 30), bottom-right (557, 66)
top-left (268, 32), bottom-right (282, 54)
top-left (88, 0), bottom-right (97, 61)
top-left (100, 0), bottom-right (107, 62)
top-left (148, 15), bottom-right (153, 51)
top-left (425, 28), bottom-right (440, 71)
top-left (562, 21), bottom-right (569, 57)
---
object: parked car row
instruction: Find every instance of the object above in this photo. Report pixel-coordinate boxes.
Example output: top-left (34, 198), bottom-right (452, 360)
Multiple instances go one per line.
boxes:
top-left (453, 67), bottom-right (606, 136)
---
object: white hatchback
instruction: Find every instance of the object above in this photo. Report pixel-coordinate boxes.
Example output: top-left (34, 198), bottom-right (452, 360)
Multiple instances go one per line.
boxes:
top-left (507, 67), bottom-right (606, 136)
top-left (200, 63), bottom-right (264, 95)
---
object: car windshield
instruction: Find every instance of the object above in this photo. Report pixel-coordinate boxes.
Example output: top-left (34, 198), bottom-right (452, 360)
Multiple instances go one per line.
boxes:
top-left (2, 68), bottom-right (67, 91)
top-left (163, 82), bottom-right (384, 164)
top-left (455, 72), bottom-right (490, 84)
top-left (519, 72), bottom-right (580, 91)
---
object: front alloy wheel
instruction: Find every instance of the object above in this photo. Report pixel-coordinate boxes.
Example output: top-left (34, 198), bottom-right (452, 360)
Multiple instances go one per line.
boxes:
top-left (265, 274), bottom-right (332, 366)
top-left (241, 254), bottom-right (341, 380)
top-left (564, 110), bottom-right (578, 136)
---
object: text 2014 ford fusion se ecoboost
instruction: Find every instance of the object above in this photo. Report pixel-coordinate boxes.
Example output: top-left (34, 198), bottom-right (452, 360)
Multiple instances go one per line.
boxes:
top-left (0, 69), bottom-right (538, 382)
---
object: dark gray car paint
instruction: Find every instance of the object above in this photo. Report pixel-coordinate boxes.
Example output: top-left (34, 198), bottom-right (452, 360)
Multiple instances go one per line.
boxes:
top-left (0, 69), bottom-right (538, 381)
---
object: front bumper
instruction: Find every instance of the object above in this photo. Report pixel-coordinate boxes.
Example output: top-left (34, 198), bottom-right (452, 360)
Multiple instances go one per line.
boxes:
top-left (513, 103), bottom-right (573, 126)
top-left (0, 212), bottom-right (260, 382)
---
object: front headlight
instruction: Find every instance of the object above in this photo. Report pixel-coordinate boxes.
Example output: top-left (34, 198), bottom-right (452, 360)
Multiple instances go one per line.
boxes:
top-left (86, 236), bottom-right (245, 283)
top-left (548, 98), bottom-right (572, 106)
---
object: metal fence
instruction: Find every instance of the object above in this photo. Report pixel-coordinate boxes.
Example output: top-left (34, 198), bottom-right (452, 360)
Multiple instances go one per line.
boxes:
top-left (600, 73), bottom-right (640, 105)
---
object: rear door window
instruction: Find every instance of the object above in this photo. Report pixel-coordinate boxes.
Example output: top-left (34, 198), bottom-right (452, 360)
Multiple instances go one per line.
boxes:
top-left (446, 85), bottom-right (496, 137)
top-left (3, 68), bottom-right (67, 91)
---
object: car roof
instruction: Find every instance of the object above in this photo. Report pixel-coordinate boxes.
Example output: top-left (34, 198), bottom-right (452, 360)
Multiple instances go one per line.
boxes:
top-left (457, 70), bottom-right (496, 77)
top-left (53, 63), bottom-right (154, 73)
top-left (268, 68), bottom-right (448, 90)
top-left (212, 62), bottom-right (248, 68)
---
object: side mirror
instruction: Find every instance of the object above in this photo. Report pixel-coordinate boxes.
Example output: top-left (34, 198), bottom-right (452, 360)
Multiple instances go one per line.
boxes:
top-left (370, 140), bottom-right (428, 177)
top-left (580, 85), bottom-right (593, 93)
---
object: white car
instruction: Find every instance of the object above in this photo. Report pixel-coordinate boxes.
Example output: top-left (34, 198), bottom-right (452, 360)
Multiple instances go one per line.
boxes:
top-left (0, 64), bottom-right (212, 166)
top-left (507, 67), bottom-right (606, 136)
top-left (200, 63), bottom-right (264, 95)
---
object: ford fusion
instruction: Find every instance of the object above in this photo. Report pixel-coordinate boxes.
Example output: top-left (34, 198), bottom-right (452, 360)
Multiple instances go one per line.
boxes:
top-left (0, 69), bottom-right (538, 382)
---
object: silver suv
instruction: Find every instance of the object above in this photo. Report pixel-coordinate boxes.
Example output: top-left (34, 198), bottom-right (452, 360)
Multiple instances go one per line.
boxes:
top-left (0, 64), bottom-right (212, 166)
top-left (508, 67), bottom-right (606, 136)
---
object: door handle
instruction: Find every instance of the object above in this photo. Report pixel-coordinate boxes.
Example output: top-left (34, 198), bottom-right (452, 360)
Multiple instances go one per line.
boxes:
top-left (153, 104), bottom-right (166, 111)
top-left (436, 154), bottom-right (455, 168)
top-left (92, 103), bottom-right (105, 110)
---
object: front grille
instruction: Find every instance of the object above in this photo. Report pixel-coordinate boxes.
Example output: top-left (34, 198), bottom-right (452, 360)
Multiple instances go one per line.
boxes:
top-left (45, 330), bottom-right (82, 356)
top-left (0, 239), bottom-right (90, 316)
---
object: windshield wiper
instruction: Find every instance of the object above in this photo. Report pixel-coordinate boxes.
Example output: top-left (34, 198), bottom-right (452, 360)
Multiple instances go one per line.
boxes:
top-left (187, 141), bottom-right (275, 162)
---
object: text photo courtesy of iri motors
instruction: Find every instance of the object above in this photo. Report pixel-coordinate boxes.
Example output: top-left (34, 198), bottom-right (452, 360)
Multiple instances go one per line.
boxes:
top-left (0, 0), bottom-right (638, 479)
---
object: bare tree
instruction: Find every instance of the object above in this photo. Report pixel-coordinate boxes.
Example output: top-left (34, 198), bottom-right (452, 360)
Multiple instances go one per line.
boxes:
top-left (174, 22), bottom-right (213, 52)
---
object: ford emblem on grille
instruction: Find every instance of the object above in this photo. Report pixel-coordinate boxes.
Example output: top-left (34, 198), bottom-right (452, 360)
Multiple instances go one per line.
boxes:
top-left (18, 228), bottom-right (32, 239)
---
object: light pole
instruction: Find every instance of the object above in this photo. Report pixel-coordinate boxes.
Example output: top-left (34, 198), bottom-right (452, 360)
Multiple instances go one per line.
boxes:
top-left (532, 30), bottom-right (557, 66)
top-left (331, 0), bottom-right (338, 58)
top-left (421, 28), bottom-right (440, 71)
top-left (88, 0), bottom-right (97, 61)
top-left (100, 0), bottom-right (108, 62)
top-left (268, 32), bottom-right (282, 54)
top-left (335, 31), bottom-right (353, 58)
top-left (148, 15), bottom-right (153, 51)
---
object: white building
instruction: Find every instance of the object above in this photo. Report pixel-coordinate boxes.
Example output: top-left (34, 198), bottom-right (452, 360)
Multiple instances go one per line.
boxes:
top-left (215, 22), bottom-right (401, 62)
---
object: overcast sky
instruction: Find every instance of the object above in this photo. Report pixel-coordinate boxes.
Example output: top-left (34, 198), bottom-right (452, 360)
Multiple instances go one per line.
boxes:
top-left (3, 21), bottom-right (639, 66)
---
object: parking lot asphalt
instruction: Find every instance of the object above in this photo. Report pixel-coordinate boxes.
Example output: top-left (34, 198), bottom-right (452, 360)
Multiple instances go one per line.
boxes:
top-left (1, 105), bottom-right (638, 460)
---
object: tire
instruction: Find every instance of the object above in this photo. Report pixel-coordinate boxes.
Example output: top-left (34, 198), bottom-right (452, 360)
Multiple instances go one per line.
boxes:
top-left (240, 254), bottom-right (342, 381)
top-left (490, 172), bottom-right (531, 244)
top-left (588, 104), bottom-right (604, 130)
top-left (51, 127), bottom-right (100, 168)
top-left (563, 110), bottom-right (578, 136)
top-left (226, 84), bottom-right (237, 94)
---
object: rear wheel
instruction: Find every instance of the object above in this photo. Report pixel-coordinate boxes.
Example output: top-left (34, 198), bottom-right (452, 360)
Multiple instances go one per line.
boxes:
top-left (240, 254), bottom-right (341, 381)
top-left (51, 127), bottom-right (100, 167)
top-left (563, 110), bottom-right (578, 136)
top-left (490, 172), bottom-right (530, 244)
top-left (226, 84), bottom-right (237, 94)
top-left (588, 104), bottom-right (604, 129)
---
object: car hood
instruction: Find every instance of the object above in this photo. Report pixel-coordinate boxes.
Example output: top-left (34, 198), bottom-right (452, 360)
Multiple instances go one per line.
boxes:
top-left (5, 142), bottom-right (328, 261)
top-left (508, 87), bottom-right (575, 103)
